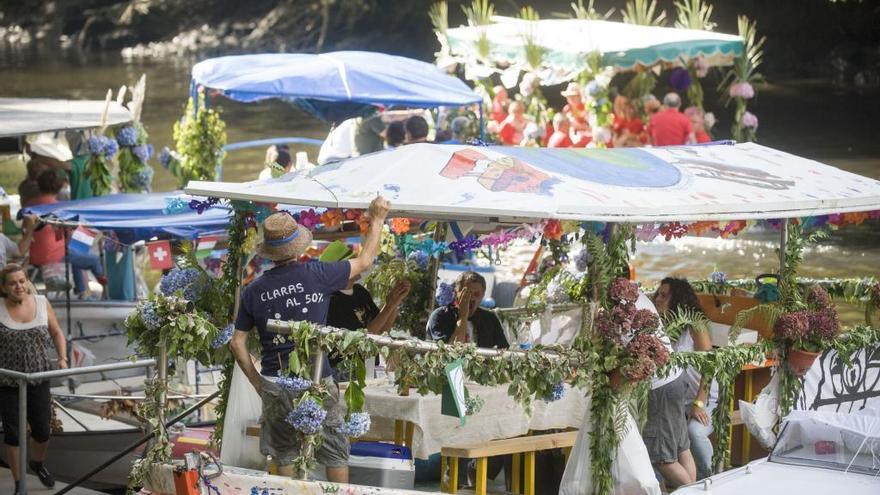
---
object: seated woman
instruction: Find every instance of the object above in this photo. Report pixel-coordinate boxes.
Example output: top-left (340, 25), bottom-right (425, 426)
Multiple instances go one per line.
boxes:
top-left (427, 271), bottom-right (508, 348)
top-left (642, 285), bottom-right (697, 490)
top-left (654, 277), bottom-right (716, 481)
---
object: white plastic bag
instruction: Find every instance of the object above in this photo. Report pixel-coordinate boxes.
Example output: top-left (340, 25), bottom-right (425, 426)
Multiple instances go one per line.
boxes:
top-left (220, 363), bottom-right (264, 469)
top-left (739, 371), bottom-right (780, 449)
top-left (560, 393), bottom-right (661, 495)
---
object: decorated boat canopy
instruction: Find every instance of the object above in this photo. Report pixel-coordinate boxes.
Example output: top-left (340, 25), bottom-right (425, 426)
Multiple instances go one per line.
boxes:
top-left (21, 192), bottom-right (230, 243)
top-left (191, 52), bottom-right (482, 122)
top-left (0, 97), bottom-right (133, 138)
top-left (443, 17), bottom-right (743, 84)
top-left (185, 142), bottom-right (880, 224)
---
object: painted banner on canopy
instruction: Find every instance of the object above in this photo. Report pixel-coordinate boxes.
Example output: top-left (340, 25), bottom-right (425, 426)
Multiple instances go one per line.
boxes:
top-left (797, 345), bottom-right (880, 413)
top-left (185, 142), bottom-right (880, 223)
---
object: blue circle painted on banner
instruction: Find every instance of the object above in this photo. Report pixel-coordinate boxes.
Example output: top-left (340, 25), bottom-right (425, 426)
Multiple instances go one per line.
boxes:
top-left (490, 146), bottom-right (681, 188)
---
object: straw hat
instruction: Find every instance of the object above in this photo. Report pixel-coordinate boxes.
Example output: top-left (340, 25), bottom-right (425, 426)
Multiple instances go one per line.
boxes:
top-left (560, 82), bottom-right (582, 97)
top-left (256, 212), bottom-right (313, 261)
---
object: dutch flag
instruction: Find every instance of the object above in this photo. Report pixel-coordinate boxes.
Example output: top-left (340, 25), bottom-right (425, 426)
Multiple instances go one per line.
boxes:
top-left (68, 226), bottom-right (98, 256)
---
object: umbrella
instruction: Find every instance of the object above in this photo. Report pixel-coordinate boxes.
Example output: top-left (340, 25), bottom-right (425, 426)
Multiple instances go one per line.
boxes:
top-left (191, 52), bottom-right (482, 122)
top-left (0, 97), bottom-right (132, 138)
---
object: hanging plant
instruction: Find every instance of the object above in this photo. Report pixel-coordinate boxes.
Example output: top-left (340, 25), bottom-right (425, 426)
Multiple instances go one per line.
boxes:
top-left (719, 15), bottom-right (766, 142)
top-left (116, 122), bottom-right (155, 193)
top-left (171, 90), bottom-right (227, 188)
top-left (85, 134), bottom-right (118, 196)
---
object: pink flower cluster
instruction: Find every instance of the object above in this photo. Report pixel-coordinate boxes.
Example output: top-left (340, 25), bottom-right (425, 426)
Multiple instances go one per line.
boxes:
top-left (632, 308), bottom-right (660, 332)
top-left (741, 111), bottom-right (759, 130)
top-left (808, 309), bottom-right (840, 340)
top-left (609, 278), bottom-right (639, 304)
top-left (729, 82), bottom-right (755, 99)
top-left (621, 334), bottom-right (669, 382)
top-left (774, 311), bottom-right (810, 340)
top-left (806, 286), bottom-right (832, 309)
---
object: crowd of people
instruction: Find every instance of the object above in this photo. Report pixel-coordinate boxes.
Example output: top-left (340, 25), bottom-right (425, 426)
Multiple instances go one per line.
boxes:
top-left (490, 83), bottom-right (713, 149)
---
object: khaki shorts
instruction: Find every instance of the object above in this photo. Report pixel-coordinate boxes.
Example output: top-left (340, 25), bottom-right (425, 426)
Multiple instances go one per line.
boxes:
top-left (259, 376), bottom-right (350, 468)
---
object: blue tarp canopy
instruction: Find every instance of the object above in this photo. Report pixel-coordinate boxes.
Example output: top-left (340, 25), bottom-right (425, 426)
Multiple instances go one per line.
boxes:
top-left (21, 193), bottom-right (230, 243)
top-left (191, 52), bottom-right (482, 121)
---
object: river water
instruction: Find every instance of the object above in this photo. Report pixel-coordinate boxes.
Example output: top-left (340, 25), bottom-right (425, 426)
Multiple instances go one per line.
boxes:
top-left (2, 48), bottom-right (878, 309)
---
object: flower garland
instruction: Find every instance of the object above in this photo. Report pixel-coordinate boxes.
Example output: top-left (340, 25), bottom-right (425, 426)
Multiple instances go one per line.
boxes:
top-left (115, 122), bottom-right (155, 193)
top-left (86, 134), bottom-right (119, 196)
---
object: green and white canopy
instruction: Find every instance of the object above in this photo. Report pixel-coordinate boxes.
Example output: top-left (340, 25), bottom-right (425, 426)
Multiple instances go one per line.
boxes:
top-left (442, 17), bottom-right (743, 84)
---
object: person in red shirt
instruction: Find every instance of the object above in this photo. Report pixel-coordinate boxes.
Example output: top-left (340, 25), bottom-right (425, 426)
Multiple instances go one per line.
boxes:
top-left (684, 106), bottom-right (712, 143)
top-left (547, 113), bottom-right (574, 148)
top-left (497, 101), bottom-right (528, 145)
top-left (647, 93), bottom-right (696, 146)
top-left (611, 95), bottom-right (647, 148)
top-left (560, 82), bottom-right (591, 147)
top-left (491, 86), bottom-right (509, 124)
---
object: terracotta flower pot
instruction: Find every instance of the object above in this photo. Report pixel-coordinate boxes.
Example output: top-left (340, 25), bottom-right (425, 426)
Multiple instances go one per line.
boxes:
top-left (788, 348), bottom-right (821, 377)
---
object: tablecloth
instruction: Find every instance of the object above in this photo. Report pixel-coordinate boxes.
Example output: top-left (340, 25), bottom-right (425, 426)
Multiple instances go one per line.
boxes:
top-left (364, 380), bottom-right (587, 459)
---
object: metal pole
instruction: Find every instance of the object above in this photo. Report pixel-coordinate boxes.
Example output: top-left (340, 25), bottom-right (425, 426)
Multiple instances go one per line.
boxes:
top-left (779, 219), bottom-right (788, 274)
top-left (158, 341), bottom-right (168, 429)
top-left (426, 222), bottom-right (448, 315)
top-left (18, 379), bottom-right (27, 492)
top-left (98, 236), bottom-right (107, 299)
top-left (54, 389), bottom-right (221, 495)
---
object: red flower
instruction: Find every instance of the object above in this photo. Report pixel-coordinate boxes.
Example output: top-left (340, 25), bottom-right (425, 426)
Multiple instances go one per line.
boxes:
top-left (659, 222), bottom-right (688, 241)
top-left (609, 278), bottom-right (639, 304)
top-left (543, 220), bottom-right (563, 241)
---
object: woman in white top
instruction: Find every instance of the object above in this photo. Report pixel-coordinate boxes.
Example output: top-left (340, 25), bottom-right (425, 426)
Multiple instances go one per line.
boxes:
top-left (654, 278), bottom-right (716, 481)
top-left (0, 263), bottom-right (67, 495)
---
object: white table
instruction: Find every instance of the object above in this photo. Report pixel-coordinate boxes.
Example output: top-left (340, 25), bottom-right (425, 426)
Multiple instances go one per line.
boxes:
top-left (363, 381), bottom-right (587, 459)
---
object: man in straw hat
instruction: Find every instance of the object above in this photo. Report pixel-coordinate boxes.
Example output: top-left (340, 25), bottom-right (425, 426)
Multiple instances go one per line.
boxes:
top-left (229, 196), bottom-right (390, 483)
top-left (560, 82), bottom-right (591, 147)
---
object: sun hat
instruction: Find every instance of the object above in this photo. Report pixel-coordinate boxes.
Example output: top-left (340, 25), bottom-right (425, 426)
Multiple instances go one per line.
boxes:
top-left (319, 240), bottom-right (356, 262)
top-left (560, 82), bottom-right (582, 97)
top-left (256, 212), bottom-right (313, 261)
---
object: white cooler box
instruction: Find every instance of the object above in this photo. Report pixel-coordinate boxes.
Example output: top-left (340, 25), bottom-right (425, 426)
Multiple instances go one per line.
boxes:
top-left (348, 441), bottom-right (415, 489)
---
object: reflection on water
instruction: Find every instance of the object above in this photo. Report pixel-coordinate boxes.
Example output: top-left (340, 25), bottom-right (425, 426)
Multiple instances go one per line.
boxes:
top-left (1, 49), bottom-right (878, 294)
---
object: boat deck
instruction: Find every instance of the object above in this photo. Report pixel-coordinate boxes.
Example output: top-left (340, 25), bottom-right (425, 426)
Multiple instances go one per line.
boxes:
top-left (0, 467), bottom-right (107, 494)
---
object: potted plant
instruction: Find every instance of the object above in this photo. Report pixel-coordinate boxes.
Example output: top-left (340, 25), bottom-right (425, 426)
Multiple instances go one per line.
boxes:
top-left (773, 286), bottom-right (840, 376)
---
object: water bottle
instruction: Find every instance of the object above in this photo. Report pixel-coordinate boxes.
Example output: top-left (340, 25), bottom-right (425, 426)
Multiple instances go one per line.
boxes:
top-left (518, 321), bottom-right (533, 350)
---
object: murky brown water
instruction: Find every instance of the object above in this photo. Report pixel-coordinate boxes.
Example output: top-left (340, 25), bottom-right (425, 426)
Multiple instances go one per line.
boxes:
top-left (2, 48), bottom-right (878, 300)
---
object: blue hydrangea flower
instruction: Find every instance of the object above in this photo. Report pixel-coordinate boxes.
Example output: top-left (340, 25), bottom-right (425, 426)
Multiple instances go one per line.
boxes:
top-left (102, 137), bottom-right (119, 159)
top-left (140, 301), bottom-right (162, 331)
top-left (132, 143), bottom-right (153, 163)
top-left (116, 126), bottom-right (138, 146)
top-left (276, 375), bottom-right (312, 393)
top-left (544, 382), bottom-right (565, 402)
top-left (211, 324), bottom-right (234, 348)
top-left (585, 80), bottom-right (601, 97)
top-left (710, 271), bottom-right (728, 285)
top-left (158, 147), bottom-right (174, 169)
top-left (435, 282), bottom-right (454, 307)
top-left (407, 250), bottom-right (429, 271)
top-left (285, 399), bottom-right (326, 435)
top-left (572, 246), bottom-right (590, 273)
top-left (335, 412), bottom-right (371, 437)
top-left (546, 277), bottom-right (569, 304)
top-left (159, 267), bottom-right (207, 301)
top-left (132, 166), bottom-right (154, 190)
top-left (87, 136), bottom-right (105, 156)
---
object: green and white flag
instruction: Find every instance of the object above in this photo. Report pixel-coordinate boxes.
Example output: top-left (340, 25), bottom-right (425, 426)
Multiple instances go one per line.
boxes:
top-left (441, 358), bottom-right (467, 426)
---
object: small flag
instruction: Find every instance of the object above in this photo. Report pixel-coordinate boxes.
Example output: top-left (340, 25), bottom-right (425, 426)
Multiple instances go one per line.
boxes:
top-left (148, 240), bottom-right (173, 270)
top-left (195, 234), bottom-right (222, 259)
top-left (69, 226), bottom-right (98, 256)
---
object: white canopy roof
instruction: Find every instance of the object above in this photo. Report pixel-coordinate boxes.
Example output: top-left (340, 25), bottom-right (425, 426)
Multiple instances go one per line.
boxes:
top-left (185, 142), bottom-right (880, 223)
top-left (442, 17), bottom-right (743, 83)
top-left (0, 97), bottom-right (133, 138)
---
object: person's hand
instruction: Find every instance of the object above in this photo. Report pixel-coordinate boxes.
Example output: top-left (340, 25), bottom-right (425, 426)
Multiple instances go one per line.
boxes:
top-left (456, 286), bottom-right (472, 322)
top-left (367, 196), bottom-right (390, 222)
top-left (688, 404), bottom-right (710, 426)
top-left (22, 214), bottom-right (38, 233)
top-left (387, 280), bottom-right (411, 306)
top-left (57, 358), bottom-right (68, 370)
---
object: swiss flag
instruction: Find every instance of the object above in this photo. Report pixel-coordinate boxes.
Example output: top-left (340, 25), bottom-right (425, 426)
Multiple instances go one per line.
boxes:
top-left (147, 240), bottom-right (173, 270)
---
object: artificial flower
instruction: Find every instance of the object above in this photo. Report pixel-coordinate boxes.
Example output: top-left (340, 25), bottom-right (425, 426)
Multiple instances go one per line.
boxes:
top-left (543, 219), bottom-right (563, 241)
top-left (390, 218), bottom-right (411, 235)
top-left (729, 82), bottom-right (755, 99)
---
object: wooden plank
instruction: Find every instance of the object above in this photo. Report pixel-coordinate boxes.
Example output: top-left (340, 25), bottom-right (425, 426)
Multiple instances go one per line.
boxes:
top-left (441, 431), bottom-right (578, 459)
top-left (246, 423), bottom-right (261, 437)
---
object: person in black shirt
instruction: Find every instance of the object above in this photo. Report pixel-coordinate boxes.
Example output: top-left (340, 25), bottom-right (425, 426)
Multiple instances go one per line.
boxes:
top-left (426, 271), bottom-right (508, 349)
top-left (323, 240), bottom-right (411, 334)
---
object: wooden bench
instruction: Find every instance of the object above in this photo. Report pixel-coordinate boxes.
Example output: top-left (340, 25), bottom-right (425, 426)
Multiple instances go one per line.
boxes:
top-left (440, 431), bottom-right (578, 495)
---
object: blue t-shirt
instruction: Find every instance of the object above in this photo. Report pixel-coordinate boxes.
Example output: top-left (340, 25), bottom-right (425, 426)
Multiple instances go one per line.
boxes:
top-left (234, 260), bottom-right (351, 377)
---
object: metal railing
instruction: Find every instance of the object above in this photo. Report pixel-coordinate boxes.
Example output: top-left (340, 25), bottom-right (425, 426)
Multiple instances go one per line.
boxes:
top-left (0, 359), bottom-right (155, 494)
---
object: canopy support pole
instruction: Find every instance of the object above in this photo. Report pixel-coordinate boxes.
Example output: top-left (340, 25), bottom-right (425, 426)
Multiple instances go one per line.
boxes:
top-left (779, 220), bottom-right (788, 274)
top-left (478, 104), bottom-right (485, 141)
top-left (426, 222), bottom-right (448, 318)
top-left (63, 226), bottom-right (74, 392)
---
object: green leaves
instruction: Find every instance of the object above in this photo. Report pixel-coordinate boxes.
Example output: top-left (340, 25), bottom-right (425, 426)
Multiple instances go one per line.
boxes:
top-left (171, 91), bottom-right (227, 188)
